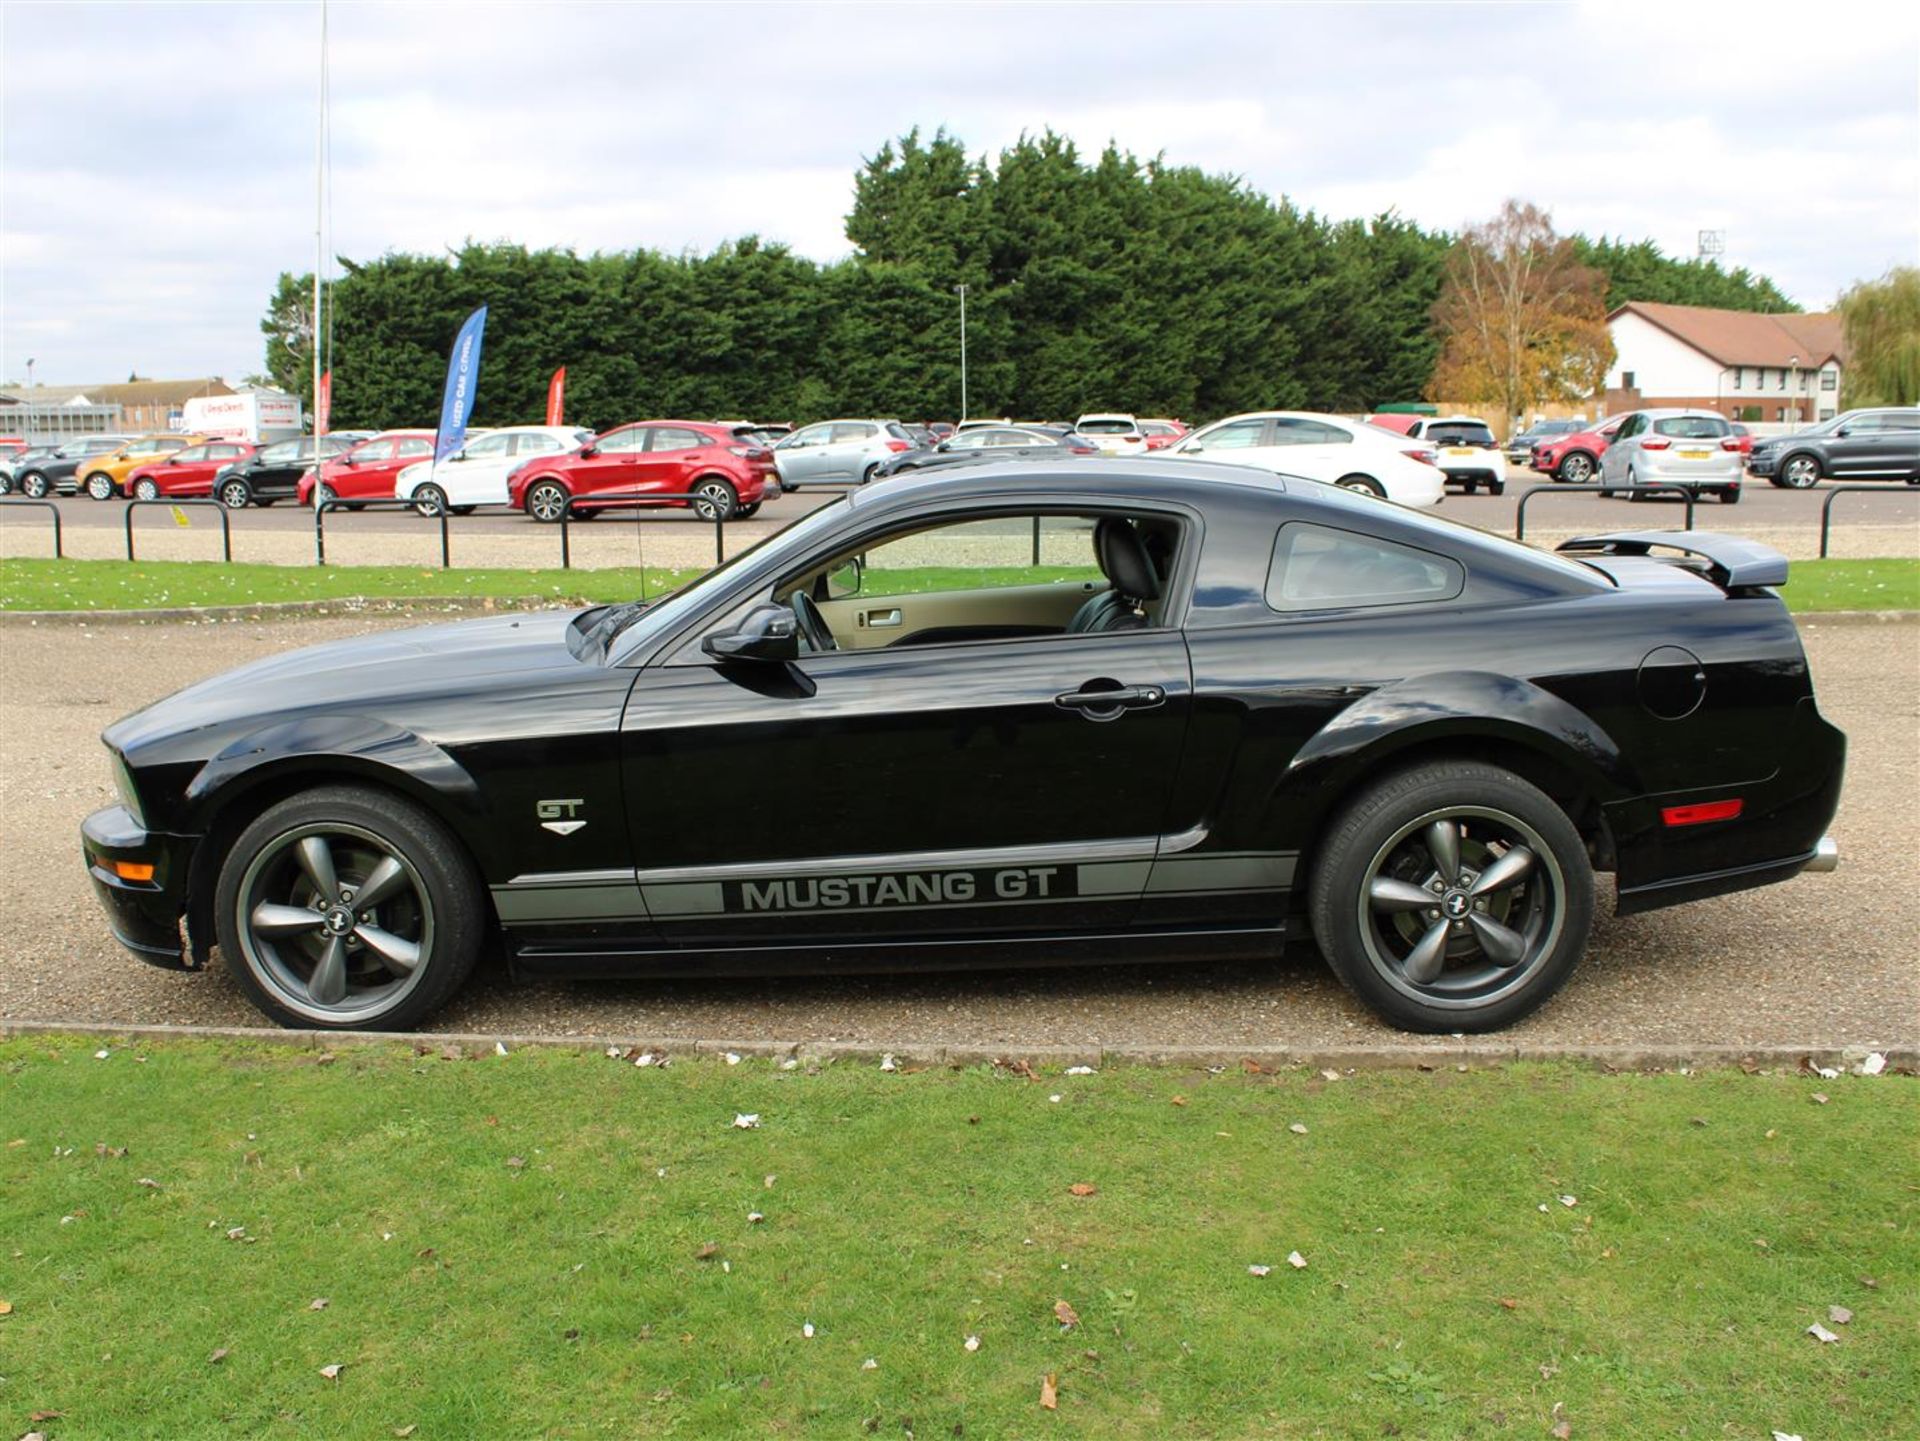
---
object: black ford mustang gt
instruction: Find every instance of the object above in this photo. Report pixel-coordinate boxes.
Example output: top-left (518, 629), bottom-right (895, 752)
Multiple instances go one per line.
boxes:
top-left (81, 459), bottom-right (1844, 1033)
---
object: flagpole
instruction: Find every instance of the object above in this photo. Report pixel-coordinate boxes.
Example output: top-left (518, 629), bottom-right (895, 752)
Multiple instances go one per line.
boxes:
top-left (312, 0), bottom-right (327, 438)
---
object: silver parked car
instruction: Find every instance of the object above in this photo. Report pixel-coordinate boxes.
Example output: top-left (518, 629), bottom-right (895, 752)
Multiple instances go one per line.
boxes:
top-left (772, 419), bottom-right (914, 489)
top-left (1600, 409), bottom-right (1743, 505)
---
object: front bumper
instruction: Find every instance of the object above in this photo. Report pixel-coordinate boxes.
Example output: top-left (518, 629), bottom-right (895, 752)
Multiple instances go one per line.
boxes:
top-left (1746, 450), bottom-right (1781, 476)
top-left (80, 804), bottom-right (197, 969)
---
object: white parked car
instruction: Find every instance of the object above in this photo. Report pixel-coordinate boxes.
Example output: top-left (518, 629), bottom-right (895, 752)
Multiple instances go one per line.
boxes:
top-left (393, 426), bottom-right (591, 515)
top-left (771, 419), bottom-right (914, 489)
top-left (1169, 411), bottom-right (1445, 508)
top-left (1075, 413), bottom-right (1149, 456)
top-left (1393, 416), bottom-right (1509, 495)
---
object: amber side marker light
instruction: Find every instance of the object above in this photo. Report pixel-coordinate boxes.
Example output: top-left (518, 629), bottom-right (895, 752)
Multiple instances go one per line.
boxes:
top-left (1661, 799), bottom-right (1744, 827)
top-left (112, 861), bottom-right (155, 883)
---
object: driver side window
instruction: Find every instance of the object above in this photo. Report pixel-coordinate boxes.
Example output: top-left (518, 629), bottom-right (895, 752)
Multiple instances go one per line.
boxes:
top-left (852, 516), bottom-right (1106, 599)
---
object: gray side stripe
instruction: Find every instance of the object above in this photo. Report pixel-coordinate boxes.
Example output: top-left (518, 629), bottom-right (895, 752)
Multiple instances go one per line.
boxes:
top-left (631, 835), bottom-right (1158, 886)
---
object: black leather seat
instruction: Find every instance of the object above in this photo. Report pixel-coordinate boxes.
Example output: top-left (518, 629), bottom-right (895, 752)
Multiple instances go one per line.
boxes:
top-left (1068, 517), bottom-right (1162, 633)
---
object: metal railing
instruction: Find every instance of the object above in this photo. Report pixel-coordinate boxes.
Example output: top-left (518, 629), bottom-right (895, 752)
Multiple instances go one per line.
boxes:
top-left (0, 498), bottom-right (64, 558)
top-left (1819, 483), bottom-right (1920, 558)
top-left (314, 498), bottom-right (450, 567)
top-left (124, 498), bottom-right (233, 562)
top-left (556, 494), bottom-right (728, 573)
top-left (1514, 482), bottom-right (1698, 541)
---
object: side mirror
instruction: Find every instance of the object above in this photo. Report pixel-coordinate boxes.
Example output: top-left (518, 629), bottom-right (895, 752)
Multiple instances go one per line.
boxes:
top-left (702, 603), bottom-right (799, 663)
top-left (578, 444), bottom-right (598, 458)
top-left (339, 452), bottom-right (358, 466)
top-left (1834, 426), bottom-right (1852, 437)
top-left (1182, 442), bottom-right (1204, 454)
top-left (934, 439), bottom-right (952, 452)
top-left (824, 558), bottom-right (864, 600)
top-left (450, 449), bottom-right (468, 462)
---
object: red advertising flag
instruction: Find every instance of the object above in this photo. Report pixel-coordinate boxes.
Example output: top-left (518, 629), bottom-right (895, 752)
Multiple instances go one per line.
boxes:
top-left (316, 370), bottom-right (332, 436)
top-left (546, 366), bottom-right (566, 426)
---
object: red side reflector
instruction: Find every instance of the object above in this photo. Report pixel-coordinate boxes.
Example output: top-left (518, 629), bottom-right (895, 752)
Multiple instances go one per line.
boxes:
top-left (1662, 799), bottom-right (1743, 827)
top-left (112, 860), bottom-right (156, 882)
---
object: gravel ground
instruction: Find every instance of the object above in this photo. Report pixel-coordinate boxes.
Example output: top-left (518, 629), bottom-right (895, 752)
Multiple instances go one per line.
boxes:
top-left (1, 612), bottom-right (1914, 1049)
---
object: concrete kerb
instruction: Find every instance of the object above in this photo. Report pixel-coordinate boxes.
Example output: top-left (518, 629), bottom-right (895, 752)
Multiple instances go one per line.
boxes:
top-left (2, 1019), bottom-right (1911, 1075)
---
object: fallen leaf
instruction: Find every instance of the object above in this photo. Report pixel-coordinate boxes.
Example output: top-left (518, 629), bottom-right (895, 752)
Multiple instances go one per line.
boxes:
top-left (308, 1297), bottom-right (329, 1311)
top-left (1053, 1299), bottom-right (1080, 1328)
top-left (861, 1357), bottom-right (878, 1370)
top-left (1860, 1275), bottom-right (1879, 1289)
top-left (136, 1177), bottom-right (160, 1189)
top-left (1771, 1432), bottom-right (1805, 1441)
top-left (733, 1113), bottom-right (760, 1129)
top-left (1247, 1264), bottom-right (1271, 1277)
top-left (747, 1211), bottom-right (765, 1224)
top-left (694, 1242), bottom-right (720, 1261)
top-left (319, 1362), bottom-right (344, 1379)
top-left (1049, 1094), bottom-right (1062, 1103)
top-left (505, 1156), bottom-right (526, 1170)
top-left (1828, 1304), bottom-right (1853, 1325)
top-left (226, 1226), bottom-right (247, 1240)
top-left (316, 1052), bottom-right (337, 1065)
top-left (802, 1321), bottom-right (815, 1338)
top-left (1812, 1092), bottom-right (1830, 1105)
top-left (1287, 1251), bottom-right (1308, 1269)
top-left (394, 1428), bottom-right (418, 1438)
top-left (1170, 1095), bottom-right (1187, 1107)
top-left (1039, 1373), bottom-right (1059, 1410)
top-left (0, 1300), bottom-right (12, 1315)
top-left (6, 1139), bottom-right (23, 1148)
top-left (1807, 1322), bottom-right (1840, 1343)
top-left (964, 1334), bottom-right (980, 1351)
top-left (1289, 1122), bottom-right (1308, 1135)
top-left (880, 1054), bottom-right (897, 1071)
top-left (1689, 1116), bottom-right (1708, 1127)
top-left (29, 1411), bottom-right (61, 1422)
top-left (438, 1044), bottom-right (462, 1061)
top-left (1319, 1069), bottom-right (1342, 1082)
top-left (1068, 1183), bottom-right (1098, 1197)
top-left (1065, 1065), bottom-right (1095, 1076)
top-left (1550, 1422), bottom-right (1572, 1440)
top-left (1859, 1052), bottom-right (1886, 1076)
top-left (1241, 1057), bottom-right (1264, 1074)
top-left (95, 1048), bottom-right (110, 1060)
top-left (1558, 1195), bottom-right (1578, 1208)
top-left (208, 1347), bottom-right (229, 1364)
top-left (1499, 1298), bottom-right (1518, 1310)
top-left (724, 1052), bottom-right (741, 1065)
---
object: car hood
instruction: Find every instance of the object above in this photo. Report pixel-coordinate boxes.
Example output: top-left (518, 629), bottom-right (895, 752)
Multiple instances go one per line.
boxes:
top-left (105, 609), bottom-right (591, 757)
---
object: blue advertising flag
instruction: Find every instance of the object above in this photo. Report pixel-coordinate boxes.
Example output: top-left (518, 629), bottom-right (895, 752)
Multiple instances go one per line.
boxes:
top-left (433, 305), bottom-right (488, 462)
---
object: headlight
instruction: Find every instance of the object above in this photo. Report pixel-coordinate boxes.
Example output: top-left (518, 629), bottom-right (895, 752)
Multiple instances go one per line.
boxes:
top-left (110, 749), bottom-right (146, 828)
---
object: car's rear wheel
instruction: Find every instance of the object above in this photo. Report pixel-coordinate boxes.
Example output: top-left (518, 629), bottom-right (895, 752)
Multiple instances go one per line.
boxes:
top-left (20, 472), bottom-right (50, 498)
top-left (218, 478), bottom-right (251, 509)
top-left (1780, 454), bottom-right (1821, 488)
top-left (1308, 760), bottom-right (1593, 1033)
top-left (1718, 487), bottom-right (1741, 504)
top-left (411, 483), bottom-right (448, 518)
top-left (1557, 452), bottom-right (1594, 484)
top-left (314, 483), bottom-right (337, 508)
top-left (1335, 474), bottom-right (1385, 497)
top-left (1487, 479), bottom-right (1505, 496)
top-left (451, 505), bottom-right (476, 516)
top-left (690, 478), bottom-right (738, 521)
top-left (84, 472), bottom-right (115, 500)
top-left (525, 480), bottom-right (569, 523)
top-left (134, 478), bottom-right (160, 501)
top-left (214, 786), bottom-right (485, 1031)
top-left (861, 464), bottom-right (880, 485)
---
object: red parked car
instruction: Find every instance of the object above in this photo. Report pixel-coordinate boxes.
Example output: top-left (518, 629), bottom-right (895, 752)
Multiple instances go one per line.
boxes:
top-left (507, 420), bottom-right (770, 523)
top-left (122, 440), bottom-right (258, 500)
top-left (295, 430), bottom-right (436, 508)
top-left (1531, 415), bottom-right (1628, 484)
top-left (1137, 418), bottom-right (1188, 450)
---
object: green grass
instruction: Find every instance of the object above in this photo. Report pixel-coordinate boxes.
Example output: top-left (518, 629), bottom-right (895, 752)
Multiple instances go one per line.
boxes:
top-left (1, 1038), bottom-right (1912, 1438)
top-left (0, 555), bottom-right (1914, 614)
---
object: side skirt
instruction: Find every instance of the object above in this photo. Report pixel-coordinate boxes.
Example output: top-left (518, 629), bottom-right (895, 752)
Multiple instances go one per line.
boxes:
top-left (509, 923), bottom-right (1289, 981)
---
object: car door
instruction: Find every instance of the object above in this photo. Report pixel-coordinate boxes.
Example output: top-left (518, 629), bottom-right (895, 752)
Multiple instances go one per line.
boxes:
top-left (775, 424), bottom-right (834, 485)
top-left (1176, 416), bottom-right (1273, 468)
top-left (1600, 414), bottom-right (1647, 484)
top-left (1868, 411), bottom-right (1920, 476)
top-left (246, 440), bottom-right (303, 494)
top-left (335, 440), bottom-right (393, 498)
top-left (569, 426), bottom-right (648, 499)
top-left (636, 426), bottom-right (710, 498)
top-left (823, 422), bottom-right (878, 480)
top-left (618, 505), bottom-right (1196, 946)
top-left (437, 432), bottom-right (515, 504)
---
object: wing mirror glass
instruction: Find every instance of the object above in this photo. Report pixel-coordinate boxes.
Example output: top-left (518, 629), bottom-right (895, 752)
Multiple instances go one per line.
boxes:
top-left (578, 444), bottom-right (598, 458)
top-left (823, 557), bottom-right (864, 600)
top-left (702, 603), bottom-right (799, 663)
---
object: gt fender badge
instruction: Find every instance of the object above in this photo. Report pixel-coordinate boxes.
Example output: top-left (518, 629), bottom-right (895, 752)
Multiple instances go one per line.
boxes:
top-left (538, 798), bottom-right (586, 836)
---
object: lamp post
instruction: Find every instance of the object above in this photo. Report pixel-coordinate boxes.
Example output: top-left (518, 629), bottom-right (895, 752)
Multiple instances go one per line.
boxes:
top-left (24, 358), bottom-right (34, 389)
top-left (1787, 354), bottom-right (1799, 425)
top-left (955, 283), bottom-right (968, 425)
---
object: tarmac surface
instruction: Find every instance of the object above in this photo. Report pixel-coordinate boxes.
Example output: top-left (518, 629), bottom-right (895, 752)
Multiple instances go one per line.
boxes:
top-left (1, 610), bottom-right (1913, 1051)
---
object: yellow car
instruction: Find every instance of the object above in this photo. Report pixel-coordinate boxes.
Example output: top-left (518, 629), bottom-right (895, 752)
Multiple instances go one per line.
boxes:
top-left (78, 433), bottom-right (210, 500)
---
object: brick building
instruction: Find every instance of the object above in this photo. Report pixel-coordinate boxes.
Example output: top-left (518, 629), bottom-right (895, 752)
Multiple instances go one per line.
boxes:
top-left (1602, 302), bottom-right (1846, 424)
top-left (0, 377), bottom-right (234, 442)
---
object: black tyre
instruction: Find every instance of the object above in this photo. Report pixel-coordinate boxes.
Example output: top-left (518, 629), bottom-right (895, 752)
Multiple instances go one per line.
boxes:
top-left (1488, 479), bottom-right (1505, 496)
top-left (737, 501), bottom-right (762, 518)
top-left (525, 480), bottom-right (569, 523)
top-left (134, 478), bottom-right (160, 501)
top-left (84, 471), bottom-right (116, 500)
top-left (1718, 487), bottom-right (1741, 504)
top-left (1335, 474), bottom-right (1385, 498)
top-left (451, 505), bottom-right (476, 516)
top-left (0, 472), bottom-right (13, 496)
top-left (314, 483), bottom-right (336, 509)
top-left (690, 477), bottom-right (738, 521)
top-left (1557, 452), bottom-right (1595, 484)
top-left (411, 483), bottom-right (448, 517)
top-left (20, 472), bottom-right (51, 498)
top-left (213, 785), bottom-right (485, 1031)
top-left (1307, 760), bottom-right (1593, 1033)
top-left (218, 477), bottom-right (252, 510)
top-left (257, 498), bottom-right (278, 508)
top-left (861, 464), bottom-right (879, 485)
top-left (1779, 454), bottom-right (1821, 489)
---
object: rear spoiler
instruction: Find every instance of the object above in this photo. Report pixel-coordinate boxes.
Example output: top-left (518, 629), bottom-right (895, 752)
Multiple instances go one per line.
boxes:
top-left (1557, 531), bottom-right (1788, 590)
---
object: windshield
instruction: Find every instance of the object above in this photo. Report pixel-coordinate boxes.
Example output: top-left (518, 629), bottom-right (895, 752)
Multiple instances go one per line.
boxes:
top-left (605, 495), bottom-right (854, 660)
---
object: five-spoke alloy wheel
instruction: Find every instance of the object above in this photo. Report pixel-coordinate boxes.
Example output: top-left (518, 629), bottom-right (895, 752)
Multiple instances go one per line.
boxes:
top-left (1310, 760), bottom-right (1593, 1032)
top-left (215, 787), bottom-right (483, 1029)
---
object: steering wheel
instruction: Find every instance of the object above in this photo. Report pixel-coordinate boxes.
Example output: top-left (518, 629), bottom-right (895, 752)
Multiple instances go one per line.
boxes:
top-left (791, 591), bottom-right (838, 653)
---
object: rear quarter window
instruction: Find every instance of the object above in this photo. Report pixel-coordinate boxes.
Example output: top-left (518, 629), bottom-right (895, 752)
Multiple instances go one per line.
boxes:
top-left (1266, 522), bottom-right (1465, 613)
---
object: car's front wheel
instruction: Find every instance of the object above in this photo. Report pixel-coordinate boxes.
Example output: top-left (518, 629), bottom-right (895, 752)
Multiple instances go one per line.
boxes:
top-left (218, 478), bottom-right (252, 509)
top-left (1780, 454), bottom-right (1821, 489)
top-left (214, 786), bottom-right (485, 1031)
top-left (525, 480), bottom-right (569, 523)
top-left (411, 483), bottom-right (448, 517)
top-left (20, 472), bottom-right (50, 498)
top-left (1308, 760), bottom-right (1593, 1033)
top-left (1557, 452), bottom-right (1594, 484)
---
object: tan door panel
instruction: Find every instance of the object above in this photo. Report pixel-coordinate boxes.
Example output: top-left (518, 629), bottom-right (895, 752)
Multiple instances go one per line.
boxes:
top-left (816, 580), bottom-right (1104, 650)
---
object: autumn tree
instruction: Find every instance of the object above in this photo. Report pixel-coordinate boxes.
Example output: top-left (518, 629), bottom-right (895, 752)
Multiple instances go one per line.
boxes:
top-left (1836, 266), bottom-right (1920, 407)
top-left (1428, 201), bottom-right (1614, 429)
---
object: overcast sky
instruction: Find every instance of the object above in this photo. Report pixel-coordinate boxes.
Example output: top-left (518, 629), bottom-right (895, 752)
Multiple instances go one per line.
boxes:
top-left (3, 0), bottom-right (1915, 386)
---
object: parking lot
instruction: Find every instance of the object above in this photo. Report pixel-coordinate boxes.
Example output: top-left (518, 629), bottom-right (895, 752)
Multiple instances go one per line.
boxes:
top-left (4, 475), bottom-right (1918, 571)
top-left (2, 610), bottom-right (1912, 1051)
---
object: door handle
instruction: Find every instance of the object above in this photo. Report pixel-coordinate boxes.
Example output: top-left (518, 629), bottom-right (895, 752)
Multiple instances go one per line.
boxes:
top-left (1054, 684), bottom-right (1166, 719)
top-left (863, 608), bottom-right (902, 628)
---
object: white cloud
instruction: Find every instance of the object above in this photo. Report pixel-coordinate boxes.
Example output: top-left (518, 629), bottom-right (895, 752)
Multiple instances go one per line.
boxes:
top-left (3, 0), bottom-right (1914, 384)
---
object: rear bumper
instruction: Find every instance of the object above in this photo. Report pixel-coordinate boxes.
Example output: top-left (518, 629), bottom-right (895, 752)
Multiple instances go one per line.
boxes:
top-left (80, 805), bottom-right (198, 969)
